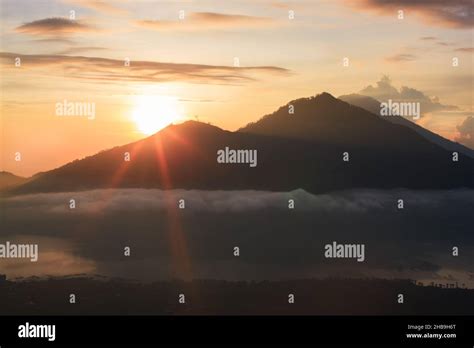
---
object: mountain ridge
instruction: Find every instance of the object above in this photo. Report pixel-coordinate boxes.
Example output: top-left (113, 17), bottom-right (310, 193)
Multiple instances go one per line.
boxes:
top-left (0, 171), bottom-right (29, 190)
top-left (338, 93), bottom-right (474, 158)
top-left (4, 93), bottom-right (473, 195)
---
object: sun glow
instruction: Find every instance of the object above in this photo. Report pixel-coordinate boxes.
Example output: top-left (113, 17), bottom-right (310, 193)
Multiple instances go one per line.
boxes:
top-left (132, 95), bottom-right (183, 135)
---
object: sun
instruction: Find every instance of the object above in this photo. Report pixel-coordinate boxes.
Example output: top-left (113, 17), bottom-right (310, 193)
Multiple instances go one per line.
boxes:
top-left (132, 95), bottom-right (183, 135)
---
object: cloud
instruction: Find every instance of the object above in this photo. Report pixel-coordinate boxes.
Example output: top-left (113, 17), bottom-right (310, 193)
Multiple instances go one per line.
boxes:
top-left (5, 188), bottom-right (474, 217)
top-left (436, 41), bottom-right (454, 46)
top-left (55, 46), bottom-right (109, 55)
top-left (455, 116), bottom-right (474, 149)
top-left (3, 188), bottom-right (473, 281)
top-left (62, 0), bottom-right (128, 15)
top-left (15, 18), bottom-right (95, 36)
top-left (455, 47), bottom-right (474, 52)
top-left (31, 37), bottom-right (77, 44)
top-left (418, 36), bottom-right (456, 49)
top-left (346, 0), bottom-right (473, 29)
top-left (385, 53), bottom-right (417, 62)
top-left (0, 52), bottom-right (290, 85)
top-left (271, 2), bottom-right (291, 9)
top-left (359, 76), bottom-right (458, 113)
top-left (135, 12), bottom-right (275, 31)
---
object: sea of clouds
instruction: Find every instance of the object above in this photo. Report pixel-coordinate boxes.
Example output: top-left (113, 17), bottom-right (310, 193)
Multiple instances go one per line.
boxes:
top-left (1, 189), bottom-right (473, 285)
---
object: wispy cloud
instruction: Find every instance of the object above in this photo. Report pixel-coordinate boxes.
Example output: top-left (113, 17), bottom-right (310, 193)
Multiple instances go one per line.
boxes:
top-left (270, 2), bottom-right (291, 9)
top-left (385, 53), bottom-right (417, 62)
top-left (0, 52), bottom-right (290, 85)
top-left (55, 46), bottom-right (109, 55)
top-left (346, 0), bottom-right (473, 29)
top-left (136, 12), bottom-right (276, 31)
top-left (436, 41), bottom-right (454, 46)
top-left (62, 0), bottom-right (128, 15)
top-left (455, 47), bottom-right (474, 53)
top-left (416, 37), bottom-right (455, 49)
top-left (30, 37), bottom-right (77, 44)
top-left (15, 18), bottom-right (95, 36)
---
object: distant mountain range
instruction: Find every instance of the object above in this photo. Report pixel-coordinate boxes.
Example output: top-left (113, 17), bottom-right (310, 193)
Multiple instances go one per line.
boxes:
top-left (4, 93), bottom-right (474, 195)
top-left (0, 171), bottom-right (28, 190)
top-left (338, 93), bottom-right (474, 159)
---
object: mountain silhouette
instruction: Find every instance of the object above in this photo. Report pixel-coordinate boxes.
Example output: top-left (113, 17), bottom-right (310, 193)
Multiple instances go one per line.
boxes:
top-left (5, 93), bottom-right (474, 195)
top-left (338, 94), bottom-right (381, 116)
top-left (0, 171), bottom-right (28, 190)
top-left (240, 92), bottom-right (407, 147)
top-left (338, 93), bottom-right (474, 158)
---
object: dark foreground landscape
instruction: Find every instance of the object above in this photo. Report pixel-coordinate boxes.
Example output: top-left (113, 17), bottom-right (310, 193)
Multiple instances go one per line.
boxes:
top-left (1, 277), bottom-right (473, 315)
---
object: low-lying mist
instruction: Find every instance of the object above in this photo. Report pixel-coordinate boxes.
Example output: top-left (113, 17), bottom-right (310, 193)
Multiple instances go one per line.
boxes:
top-left (1, 188), bottom-right (473, 287)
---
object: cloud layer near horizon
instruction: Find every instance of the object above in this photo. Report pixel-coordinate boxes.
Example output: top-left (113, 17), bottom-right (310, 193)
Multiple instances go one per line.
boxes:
top-left (5, 187), bottom-right (474, 215)
top-left (2, 188), bottom-right (474, 282)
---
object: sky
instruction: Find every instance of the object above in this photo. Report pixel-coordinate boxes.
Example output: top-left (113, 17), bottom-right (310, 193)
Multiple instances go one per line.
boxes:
top-left (0, 0), bottom-right (473, 176)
